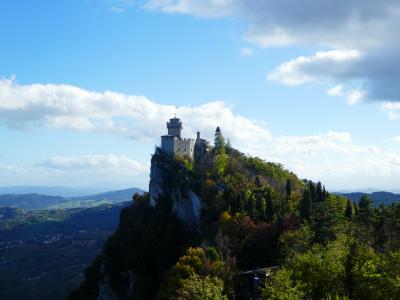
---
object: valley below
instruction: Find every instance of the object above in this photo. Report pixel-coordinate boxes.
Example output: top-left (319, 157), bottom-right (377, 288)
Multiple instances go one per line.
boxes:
top-left (0, 188), bottom-right (141, 300)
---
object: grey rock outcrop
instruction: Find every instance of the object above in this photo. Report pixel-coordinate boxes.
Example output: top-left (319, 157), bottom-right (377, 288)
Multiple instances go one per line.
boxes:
top-left (149, 148), bottom-right (201, 231)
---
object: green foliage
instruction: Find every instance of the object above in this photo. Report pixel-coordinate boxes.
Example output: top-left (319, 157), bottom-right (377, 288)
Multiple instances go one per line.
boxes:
top-left (262, 268), bottom-right (305, 300)
top-left (279, 223), bottom-right (314, 259)
top-left (213, 152), bottom-right (229, 176)
top-left (287, 236), bottom-right (350, 299)
top-left (345, 200), bottom-right (353, 219)
top-left (176, 155), bottom-right (193, 171)
top-left (300, 189), bottom-right (312, 221)
top-left (177, 273), bottom-right (227, 300)
top-left (157, 247), bottom-right (233, 300)
top-left (351, 245), bottom-right (400, 300)
top-left (357, 194), bottom-right (376, 224)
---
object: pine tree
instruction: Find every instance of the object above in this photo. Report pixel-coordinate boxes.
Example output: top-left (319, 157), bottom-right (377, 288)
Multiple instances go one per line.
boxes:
top-left (214, 127), bottom-right (225, 151)
top-left (300, 189), bottom-right (312, 221)
top-left (345, 200), bottom-right (353, 219)
top-left (358, 194), bottom-right (374, 224)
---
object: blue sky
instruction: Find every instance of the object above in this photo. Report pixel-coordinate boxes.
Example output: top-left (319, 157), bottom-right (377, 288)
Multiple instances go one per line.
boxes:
top-left (1, 0), bottom-right (400, 191)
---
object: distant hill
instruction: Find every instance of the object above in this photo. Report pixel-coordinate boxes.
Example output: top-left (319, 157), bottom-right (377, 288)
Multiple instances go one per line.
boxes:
top-left (0, 201), bottom-right (132, 300)
top-left (338, 191), bottom-right (400, 205)
top-left (0, 194), bottom-right (65, 210)
top-left (0, 186), bottom-right (108, 197)
top-left (71, 187), bottom-right (144, 202)
top-left (0, 187), bottom-right (144, 210)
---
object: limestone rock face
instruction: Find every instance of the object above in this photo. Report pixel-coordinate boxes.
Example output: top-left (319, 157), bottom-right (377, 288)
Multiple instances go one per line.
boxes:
top-left (172, 189), bottom-right (201, 230)
top-left (149, 155), bottom-right (166, 207)
top-left (149, 148), bottom-right (201, 231)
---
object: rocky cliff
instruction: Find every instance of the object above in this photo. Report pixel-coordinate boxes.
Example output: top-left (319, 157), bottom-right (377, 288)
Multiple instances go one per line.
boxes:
top-left (149, 148), bottom-right (201, 231)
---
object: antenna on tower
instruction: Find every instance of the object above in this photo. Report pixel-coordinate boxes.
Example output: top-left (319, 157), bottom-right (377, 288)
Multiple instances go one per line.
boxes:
top-left (174, 106), bottom-right (179, 118)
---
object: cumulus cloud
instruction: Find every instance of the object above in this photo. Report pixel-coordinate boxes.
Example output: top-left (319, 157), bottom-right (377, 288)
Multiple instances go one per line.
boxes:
top-left (246, 131), bottom-right (400, 190)
top-left (40, 154), bottom-right (148, 175)
top-left (267, 49), bottom-right (400, 104)
top-left (4, 130), bottom-right (400, 190)
top-left (2, 78), bottom-right (400, 189)
top-left (0, 78), bottom-right (270, 146)
top-left (145, 0), bottom-right (400, 107)
top-left (327, 85), bottom-right (343, 97)
top-left (267, 50), bottom-right (361, 86)
top-left (381, 102), bottom-right (400, 120)
top-left (346, 89), bottom-right (365, 105)
top-left (146, 0), bottom-right (400, 49)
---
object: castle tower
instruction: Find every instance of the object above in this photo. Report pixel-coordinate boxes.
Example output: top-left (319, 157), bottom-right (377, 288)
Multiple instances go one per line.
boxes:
top-left (167, 117), bottom-right (182, 139)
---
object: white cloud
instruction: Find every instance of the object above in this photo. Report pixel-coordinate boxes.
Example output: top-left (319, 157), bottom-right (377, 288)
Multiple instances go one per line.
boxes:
top-left (0, 78), bottom-right (270, 146)
top-left (327, 85), bottom-right (343, 97)
top-left (4, 130), bottom-right (400, 190)
top-left (267, 50), bottom-right (361, 86)
top-left (3, 78), bottom-right (400, 189)
top-left (239, 47), bottom-right (253, 56)
top-left (145, 0), bottom-right (400, 106)
top-left (145, 0), bottom-right (400, 50)
top-left (40, 154), bottom-right (148, 175)
top-left (243, 131), bottom-right (400, 190)
top-left (381, 102), bottom-right (400, 120)
top-left (346, 89), bottom-right (365, 105)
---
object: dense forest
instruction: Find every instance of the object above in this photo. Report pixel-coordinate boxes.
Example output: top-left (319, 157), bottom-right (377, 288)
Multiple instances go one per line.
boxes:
top-left (70, 128), bottom-right (400, 299)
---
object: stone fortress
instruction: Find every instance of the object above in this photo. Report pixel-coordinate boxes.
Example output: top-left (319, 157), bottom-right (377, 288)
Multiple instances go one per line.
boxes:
top-left (160, 117), bottom-right (210, 161)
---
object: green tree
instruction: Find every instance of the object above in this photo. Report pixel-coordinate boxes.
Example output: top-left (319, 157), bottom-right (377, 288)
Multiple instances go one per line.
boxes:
top-left (279, 224), bottom-right (314, 258)
top-left (300, 189), bottom-right (312, 221)
top-left (358, 194), bottom-right (375, 224)
top-left (345, 200), bottom-right (353, 220)
top-left (286, 179), bottom-right (292, 199)
top-left (262, 268), bottom-right (304, 300)
top-left (213, 152), bottom-right (228, 176)
top-left (177, 274), bottom-right (226, 300)
top-left (214, 127), bottom-right (226, 152)
top-left (289, 237), bottom-right (349, 299)
top-left (157, 247), bottom-right (232, 300)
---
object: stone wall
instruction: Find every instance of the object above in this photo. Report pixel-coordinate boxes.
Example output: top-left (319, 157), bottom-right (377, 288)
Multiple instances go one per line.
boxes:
top-left (173, 138), bottom-right (194, 159)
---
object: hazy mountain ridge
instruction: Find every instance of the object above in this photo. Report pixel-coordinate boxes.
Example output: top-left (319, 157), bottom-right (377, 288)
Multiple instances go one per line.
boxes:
top-left (0, 187), bottom-right (144, 210)
top-left (338, 191), bottom-right (400, 205)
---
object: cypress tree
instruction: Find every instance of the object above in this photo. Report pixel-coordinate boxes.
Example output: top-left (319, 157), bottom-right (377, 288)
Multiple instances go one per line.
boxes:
top-left (345, 200), bottom-right (353, 219)
top-left (266, 196), bottom-right (274, 222)
top-left (285, 179), bottom-right (292, 199)
top-left (300, 189), bottom-right (312, 221)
